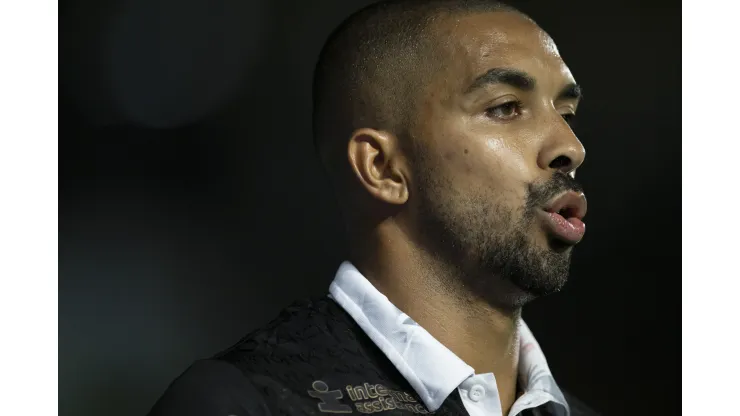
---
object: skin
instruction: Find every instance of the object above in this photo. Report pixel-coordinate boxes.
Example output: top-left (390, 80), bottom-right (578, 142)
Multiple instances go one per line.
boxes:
top-left (340, 11), bottom-right (585, 415)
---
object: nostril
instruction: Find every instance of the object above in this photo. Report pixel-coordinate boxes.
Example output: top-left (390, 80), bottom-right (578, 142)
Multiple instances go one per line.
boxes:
top-left (549, 155), bottom-right (571, 170)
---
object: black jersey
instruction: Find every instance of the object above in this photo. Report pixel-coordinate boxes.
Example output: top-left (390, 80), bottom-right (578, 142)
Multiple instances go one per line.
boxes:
top-left (147, 297), bottom-right (599, 416)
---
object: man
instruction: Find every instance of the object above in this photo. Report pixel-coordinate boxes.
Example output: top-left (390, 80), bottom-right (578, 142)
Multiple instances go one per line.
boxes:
top-left (148, 1), bottom-right (597, 415)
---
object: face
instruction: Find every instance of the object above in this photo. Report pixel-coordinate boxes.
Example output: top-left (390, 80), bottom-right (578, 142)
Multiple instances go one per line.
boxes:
top-left (406, 12), bottom-right (587, 307)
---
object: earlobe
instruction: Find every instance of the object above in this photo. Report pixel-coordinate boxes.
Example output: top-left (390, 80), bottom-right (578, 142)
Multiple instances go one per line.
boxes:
top-left (347, 128), bottom-right (409, 205)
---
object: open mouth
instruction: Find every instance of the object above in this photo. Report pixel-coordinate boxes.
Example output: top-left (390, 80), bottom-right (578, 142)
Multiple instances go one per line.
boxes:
top-left (544, 191), bottom-right (587, 220)
top-left (540, 191), bottom-right (588, 244)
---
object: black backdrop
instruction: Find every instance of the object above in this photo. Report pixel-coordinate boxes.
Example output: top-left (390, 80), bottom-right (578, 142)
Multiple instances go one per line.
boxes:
top-left (59, 1), bottom-right (681, 415)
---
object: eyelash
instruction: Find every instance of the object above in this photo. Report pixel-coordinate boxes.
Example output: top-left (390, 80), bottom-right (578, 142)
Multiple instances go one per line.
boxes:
top-left (485, 100), bottom-right (523, 121)
top-left (485, 101), bottom-right (576, 125)
top-left (561, 113), bottom-right (576, 126)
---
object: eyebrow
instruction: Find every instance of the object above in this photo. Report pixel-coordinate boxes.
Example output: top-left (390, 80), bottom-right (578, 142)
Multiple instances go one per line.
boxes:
top-left (465, 67), bottom-right (582, 101)
top-left (558, 83), bottom-right (582, 101)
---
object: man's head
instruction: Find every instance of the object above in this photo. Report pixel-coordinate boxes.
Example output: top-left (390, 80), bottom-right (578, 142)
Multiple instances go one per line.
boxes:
top-left (313, 0), bottom-right (587, 308)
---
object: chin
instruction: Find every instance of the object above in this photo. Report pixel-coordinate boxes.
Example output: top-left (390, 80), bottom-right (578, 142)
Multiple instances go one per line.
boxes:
top-left (547, 237), bottom-right (576, 254)
top-left (531, 227), bottom-right (577, 254)
top-left (472, 252), bottom-right (572, 309)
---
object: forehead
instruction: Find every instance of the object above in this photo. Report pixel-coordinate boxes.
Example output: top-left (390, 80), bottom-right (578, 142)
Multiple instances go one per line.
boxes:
top-left (432, 12), bottom-right (575, 91)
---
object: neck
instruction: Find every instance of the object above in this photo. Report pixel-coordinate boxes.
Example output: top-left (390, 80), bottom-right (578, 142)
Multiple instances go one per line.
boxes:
top-left (349, 220), bottom-right (522, 414)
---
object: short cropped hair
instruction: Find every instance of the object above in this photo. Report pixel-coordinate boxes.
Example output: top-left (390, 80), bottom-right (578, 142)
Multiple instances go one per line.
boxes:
top-left (311, 0), bottom-right (526, 176)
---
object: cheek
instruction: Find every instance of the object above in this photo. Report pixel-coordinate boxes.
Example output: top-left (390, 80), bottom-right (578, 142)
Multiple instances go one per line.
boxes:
top-left (421, 118), bottom-right (534, 190)
top-left (482, 137), bottom-right (529, 179)
top-left (457, 136), bottom-right (530, 193)
top-left (435, 137), bottom-right (530, 207)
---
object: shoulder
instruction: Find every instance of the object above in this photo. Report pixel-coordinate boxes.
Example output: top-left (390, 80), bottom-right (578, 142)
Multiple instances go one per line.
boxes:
top-left (214, 296), bottom-right (353, 364)
top-left (146, 359), bottom-right (271, 416)
top-left (147, 297), bottom-right (349, 416)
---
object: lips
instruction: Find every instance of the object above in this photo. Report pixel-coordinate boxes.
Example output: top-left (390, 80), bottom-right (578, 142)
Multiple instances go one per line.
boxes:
top-left (540, 191), bottom-right (588, 244)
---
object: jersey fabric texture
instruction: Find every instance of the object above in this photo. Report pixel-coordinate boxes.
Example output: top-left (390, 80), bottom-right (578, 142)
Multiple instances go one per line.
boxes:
top-left (147, 296), bottom-right (599, 416)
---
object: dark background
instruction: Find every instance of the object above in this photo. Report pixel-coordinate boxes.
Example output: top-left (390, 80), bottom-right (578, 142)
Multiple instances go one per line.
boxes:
top-left (59, 1), bottom-right (681, 415)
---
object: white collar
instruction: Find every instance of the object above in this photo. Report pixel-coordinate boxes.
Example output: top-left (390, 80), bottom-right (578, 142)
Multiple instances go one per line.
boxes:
top-left (328, 261), bottom-right (569, 414)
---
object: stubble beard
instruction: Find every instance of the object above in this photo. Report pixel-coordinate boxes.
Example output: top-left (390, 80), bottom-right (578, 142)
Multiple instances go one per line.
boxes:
top-left (411, 156), bottom-right (573, 309)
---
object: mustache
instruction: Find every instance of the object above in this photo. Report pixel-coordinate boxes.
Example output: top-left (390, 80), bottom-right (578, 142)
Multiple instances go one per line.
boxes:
top-left (526, 173), bottom-right (584, 211)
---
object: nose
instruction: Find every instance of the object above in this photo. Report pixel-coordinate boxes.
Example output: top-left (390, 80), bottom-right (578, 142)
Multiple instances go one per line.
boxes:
top-left (537, 119), bottom-right (585, 176)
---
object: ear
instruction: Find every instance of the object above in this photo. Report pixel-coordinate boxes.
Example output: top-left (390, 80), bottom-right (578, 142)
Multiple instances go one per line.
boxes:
top-left (347, 128), bottom-right (410, 205)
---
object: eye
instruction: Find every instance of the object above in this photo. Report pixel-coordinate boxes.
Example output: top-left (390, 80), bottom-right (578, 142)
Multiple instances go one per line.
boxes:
top-left (485, 101), bottom-right (522, 121)
top-left (561, 113), bottom-right (576, 126)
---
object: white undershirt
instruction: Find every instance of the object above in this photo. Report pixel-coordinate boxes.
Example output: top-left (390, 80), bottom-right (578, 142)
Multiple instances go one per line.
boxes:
top-left (328, 261), bottom-right (570, 416)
